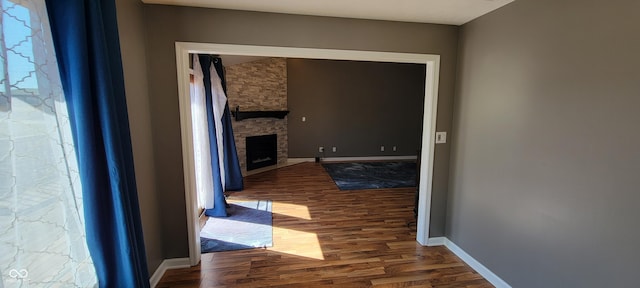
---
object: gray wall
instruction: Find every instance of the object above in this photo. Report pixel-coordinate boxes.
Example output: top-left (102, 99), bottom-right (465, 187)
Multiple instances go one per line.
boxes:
top-left (115, 0), bottom-right (164, 274)
top-left (449, 0), bottom-right (640, 287)
top-left (143, 5), bottom-right (459, 258)
top-left (287, 59), bottom-right (425, 158)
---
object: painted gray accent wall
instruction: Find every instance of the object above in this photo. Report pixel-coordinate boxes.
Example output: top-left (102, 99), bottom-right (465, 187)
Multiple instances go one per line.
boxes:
top-left (287, 59), bottom-right (426, 158)
top-left (115, 0), bottom-right (164, 274)
top-left (143, 5), bottom-right (458, 258)
top-left (449, 0), bottom-right (640, 287)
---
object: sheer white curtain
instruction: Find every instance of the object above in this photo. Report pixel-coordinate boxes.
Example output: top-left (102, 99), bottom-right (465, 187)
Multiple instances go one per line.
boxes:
top-left (191, 55), bottom-right (214, 210)
top-left (0, 0), bottom-right (96, 286)
top-left (209, 61), bottom-right (227, 190)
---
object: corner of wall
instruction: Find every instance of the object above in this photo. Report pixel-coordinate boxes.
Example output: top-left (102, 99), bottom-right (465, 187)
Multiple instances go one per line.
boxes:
top-left (115, 0), bottom-right (165, 274)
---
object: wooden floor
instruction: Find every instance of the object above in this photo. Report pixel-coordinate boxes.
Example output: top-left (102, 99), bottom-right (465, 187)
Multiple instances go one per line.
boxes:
top-left (157, 162), bottom-right (492, 287)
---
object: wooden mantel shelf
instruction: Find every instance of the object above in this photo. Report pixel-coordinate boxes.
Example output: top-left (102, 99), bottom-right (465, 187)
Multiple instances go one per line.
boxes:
top-left (231, 106), bottom-right (289, 121)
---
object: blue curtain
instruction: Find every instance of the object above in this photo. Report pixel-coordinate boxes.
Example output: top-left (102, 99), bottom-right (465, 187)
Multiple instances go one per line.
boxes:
top-left (199, 55), bottom-right (243, 217)
top-left (198, 55), bottom-right (227, 217)
top-left (212, 57), bottom-right (244, 191)
top-left (46, 1), bottom-right (150, 287)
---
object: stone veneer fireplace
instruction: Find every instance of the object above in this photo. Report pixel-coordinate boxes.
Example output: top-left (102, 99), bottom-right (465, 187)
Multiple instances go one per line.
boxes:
top-left (225, 57), bottom-right (288, 175)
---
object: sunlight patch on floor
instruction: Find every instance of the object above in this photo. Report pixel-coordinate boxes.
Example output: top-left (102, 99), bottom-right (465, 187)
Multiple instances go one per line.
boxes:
top-left (270, 226), bottom-right (324, 260)
top-left (272, 202), bottom-right (312, 220)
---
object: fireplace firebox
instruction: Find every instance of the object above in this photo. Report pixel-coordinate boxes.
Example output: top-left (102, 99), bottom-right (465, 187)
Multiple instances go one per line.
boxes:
top-left (246, 134), bottom-right (277, 171)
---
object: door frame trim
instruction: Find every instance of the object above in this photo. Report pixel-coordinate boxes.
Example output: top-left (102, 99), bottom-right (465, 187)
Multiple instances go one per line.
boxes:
top-left (174, 42), bottom-right (440, 266)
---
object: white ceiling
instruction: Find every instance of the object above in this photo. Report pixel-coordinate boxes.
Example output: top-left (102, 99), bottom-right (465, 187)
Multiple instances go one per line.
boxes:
top-left (143, 0), bottom-right (514, 25)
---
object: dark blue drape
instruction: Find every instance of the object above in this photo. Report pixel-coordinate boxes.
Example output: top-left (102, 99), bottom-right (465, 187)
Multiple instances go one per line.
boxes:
top-left (199, 55), bottom-right (243, 217)
top-left (199, 55), bottom-right (227, 217)
top-left (46, 1), bottom-right (150, 287)
top-left (212, 57), bottom-right (244, 191)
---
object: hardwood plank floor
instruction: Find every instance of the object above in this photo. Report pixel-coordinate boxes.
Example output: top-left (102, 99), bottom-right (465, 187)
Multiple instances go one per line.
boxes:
top-left (157, 162), bottom-right (492, 287)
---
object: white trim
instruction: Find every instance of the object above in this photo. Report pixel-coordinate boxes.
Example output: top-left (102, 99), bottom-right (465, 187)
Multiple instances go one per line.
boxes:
top-left (175, 42), bottom-right (440, 263)
top-left (178, 42), bottom-right (435, 64)
top-left (286, 158), bottom-right (315, 164)
top-left (244, 159), bottom-right (312, 176)
top-left (244, 157), bottom-right (418, 176)
top-left (149, 258), bottom-right (191, 288)
top-left (444, 239), bottom-right (512, 288)
top-left (426, 237), bottom-right (446, 246)
top-left (320, 156), bottom-right (418, 162)
top-left (416, 48), bottom-right (440, 246)
top-left (175, 47), bottom-right (202, 266)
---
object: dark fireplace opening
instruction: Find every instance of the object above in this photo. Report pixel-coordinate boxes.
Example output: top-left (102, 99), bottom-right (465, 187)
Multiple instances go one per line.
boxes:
top-left (246, 134), bottom-right (277, 171)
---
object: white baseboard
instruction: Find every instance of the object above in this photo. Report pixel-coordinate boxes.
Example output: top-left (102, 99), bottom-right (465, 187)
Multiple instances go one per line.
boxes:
top-left (286, 158), bottom-right (315, 164)
top-left (244, 157), bottom-right (417, 177)
top-left (427, 237), bottom-right (446, 246)
top-left (150, 257), bottom-right (191, 288)
top-left (443, 238), bottom-right (512, 288)
top-left (245, 159), bottom-right (312, 176)
top-left (320, 155), bottom-right (417, 162)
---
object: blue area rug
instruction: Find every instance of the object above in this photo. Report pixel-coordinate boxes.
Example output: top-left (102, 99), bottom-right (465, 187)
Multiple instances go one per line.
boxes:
top-left (200, 200), bottom-right (273, 253)
top-left (322, 161), bottom-right (417, 190)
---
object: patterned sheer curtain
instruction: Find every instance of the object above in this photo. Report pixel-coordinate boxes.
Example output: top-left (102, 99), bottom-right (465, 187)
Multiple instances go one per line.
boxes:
top-left (0, 0), bottom-right (96, 287)
top-left (191, 55), bottom-right (214, 210)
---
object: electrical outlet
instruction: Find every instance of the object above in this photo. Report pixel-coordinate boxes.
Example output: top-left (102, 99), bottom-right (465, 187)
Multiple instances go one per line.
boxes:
top-left (435, 132), bottom-right (447, 144)
top-left (332, 147), bottom-right (337, 152)
top-left (319, 146), bottom-right (324, 153)
top-left (393, 146), bottom-right (397, 152)
top-left (380, 145), bottom-right (385, 152)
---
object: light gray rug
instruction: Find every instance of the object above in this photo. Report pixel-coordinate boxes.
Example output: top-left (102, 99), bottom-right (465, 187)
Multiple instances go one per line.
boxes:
top-left (200, 200), bottom-right (273, 253)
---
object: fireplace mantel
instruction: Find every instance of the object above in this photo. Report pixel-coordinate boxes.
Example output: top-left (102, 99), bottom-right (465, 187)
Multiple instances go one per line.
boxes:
top-left (231, 106), bottom-right (289, 121)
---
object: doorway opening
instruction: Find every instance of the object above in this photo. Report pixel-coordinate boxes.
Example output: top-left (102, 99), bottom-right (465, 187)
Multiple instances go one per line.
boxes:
top-left (176, 43), bottom-right (440, 266)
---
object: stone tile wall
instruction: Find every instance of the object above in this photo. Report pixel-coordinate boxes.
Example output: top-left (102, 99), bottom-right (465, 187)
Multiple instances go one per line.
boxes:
top-left (225, 58), bottom-right (287, 175)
